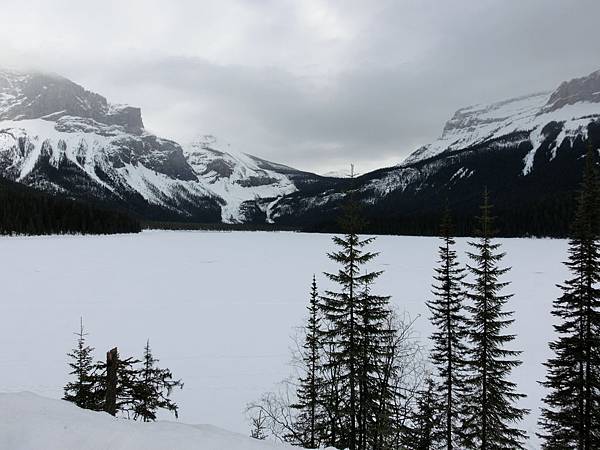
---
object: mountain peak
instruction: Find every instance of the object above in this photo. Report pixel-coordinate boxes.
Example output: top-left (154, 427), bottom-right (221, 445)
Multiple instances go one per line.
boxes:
top-left (402, 69), bottom-right (600, 166)
top-left (0, 69), bottom-right (143, 132)
top-left (543, 69), bottom-right (600, 113)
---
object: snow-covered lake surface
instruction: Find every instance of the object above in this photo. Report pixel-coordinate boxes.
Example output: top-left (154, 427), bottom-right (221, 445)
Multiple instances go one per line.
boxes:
top-left (0, 230), bottom-right (567, 448)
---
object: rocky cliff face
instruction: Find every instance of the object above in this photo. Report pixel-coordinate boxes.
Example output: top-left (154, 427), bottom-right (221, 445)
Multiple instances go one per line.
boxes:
top-left (0, 70), bottom-right (326, 223)
top-left (0, 71), bottom-right (144, 131)
top-left (543, 69), bottom-right (600, 112)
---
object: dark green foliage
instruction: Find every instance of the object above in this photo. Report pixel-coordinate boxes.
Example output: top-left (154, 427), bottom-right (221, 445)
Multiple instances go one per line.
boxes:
top-left (406, 377), bottom-right (442, 450)
top-left (539, 146), bottom-right (600, 449)
top-left (321, 210), bottom-right (376, 449)
top-left (92, 350), bottom-right (142, 418)
top-left (427, 208), bottom-right (468, 449)
top-left (357, 276), bottom-right (396, 450)
top-left (63, 319), bottom-right (100, 410)
top-left (319, 185), bottom-right (396, 450)
top-left (461, 190), bottom-right (528, 449)
top-left (0, 177), bottom-right (140, 235)
top-left (64, 327), bottom-right (182, 420)
top-left (132, 340), bottom-right (183, 422)
top-left (292, 276), bottom-right (325, 448)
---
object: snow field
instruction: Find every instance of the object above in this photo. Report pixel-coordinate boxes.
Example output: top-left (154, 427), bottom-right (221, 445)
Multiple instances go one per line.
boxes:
top-left (0, 231), bottom-right (567, 448)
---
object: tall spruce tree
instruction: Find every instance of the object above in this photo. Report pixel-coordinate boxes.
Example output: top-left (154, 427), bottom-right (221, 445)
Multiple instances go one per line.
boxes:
top-left (320, 178), bottom-right (391, 450)
top-left (64, 318), bottom-right (99, 410)
top-left (427, 208), bottom-right (468, 449)
top-left (539, 146), bottom-right (600, 450)
top-left (132, 340), bottom-right (184, 422)
top-left (320, 336), bottom-right (344, 448)
top-left (357, 276), bottom-right (395, 450)
top-left (292, 275), bottom-right (325, 448)
top-left (408, 376), bottom-right (442, 450)
top-left (461, 190), bottom-right (528, 449)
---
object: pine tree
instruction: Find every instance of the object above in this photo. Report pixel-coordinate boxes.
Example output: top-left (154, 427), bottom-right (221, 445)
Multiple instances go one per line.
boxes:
top-left (292, 275), bottom-right (325, 448)
top-left (461, 190), bottom-right (528, 449)
top-left (320, 176), bottom-right (394, 450)
top-left (357, 276), bottom-right (395, 450)
top-left (63, 318), bottom-right (99, 410)
top-left (321, 191), bottom-right (374, 450)
top-left (409, 377), bottom-right (442, 450)
top-left (427, 208), bottom-right (468, 449)
top-left (539, 146), bottom-right (600, 449)
top-left (132, 340), bottom-right (184, 422)
top-left (320, 336), bottom-right (344, 448)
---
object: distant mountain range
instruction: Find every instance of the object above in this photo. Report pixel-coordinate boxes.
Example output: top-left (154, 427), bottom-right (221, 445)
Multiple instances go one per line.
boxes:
top-left (1, 68), bottom-right (599, 235)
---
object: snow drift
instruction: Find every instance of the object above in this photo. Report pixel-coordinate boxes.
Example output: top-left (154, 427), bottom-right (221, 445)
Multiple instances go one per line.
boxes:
top-left (0, 392), bottom-right (294, 450)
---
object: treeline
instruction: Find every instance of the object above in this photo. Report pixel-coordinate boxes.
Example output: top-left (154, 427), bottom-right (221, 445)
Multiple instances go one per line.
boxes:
top-left (0, 177), bottom-right (141, 235)
top-left (363, 196), bottom-right (575, 238)
top-left (247, 147), bottom-right (600, 449)
top-left (143, 220), bottom-right (298, 232)
top-left (306, 192), bottom-right (576, 238)
top-left (63, 320), bottom-right (182, 421)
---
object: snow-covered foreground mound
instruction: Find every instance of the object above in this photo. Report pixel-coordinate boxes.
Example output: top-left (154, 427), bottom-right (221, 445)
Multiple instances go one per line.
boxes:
top-left (0, 231), bottom-right (568, 449)
top-left (0, 392), bottom-right (292, 450)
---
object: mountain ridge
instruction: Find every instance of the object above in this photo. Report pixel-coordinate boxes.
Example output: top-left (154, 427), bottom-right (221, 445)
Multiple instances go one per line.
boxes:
top-left (0, 68), bottom-right (599, 235)
top-left (266, 69), bottom-right (600, 236)
top-left (0, 70), bottom-right (331, 223)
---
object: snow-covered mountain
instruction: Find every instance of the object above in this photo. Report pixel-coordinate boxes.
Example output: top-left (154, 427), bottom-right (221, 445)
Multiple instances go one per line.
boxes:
top-left (269, 69), bottom-right (600, 235)
top-left (1, 68), bottom-right (599, 233)
top-left (184, 135), bottom-right (326, 223)
top-left (403, 73), bottom-right (600, 175)
top-left (0, 70), bottom-right (325, 223)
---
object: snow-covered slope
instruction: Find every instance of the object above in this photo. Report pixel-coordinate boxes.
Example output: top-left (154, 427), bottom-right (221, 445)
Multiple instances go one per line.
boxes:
top-left (268, 69), bottom-right (600, 232)
top-left (184, 136), bottom-right (301, 222)
top-left (0, 392), bottom-right (294, 450)
top-left (403, 92), bottom-right (551, 165)
top-left (403, 69), bottom-right (600, 175)
top-left (0, 70), bottom-right (320, 223)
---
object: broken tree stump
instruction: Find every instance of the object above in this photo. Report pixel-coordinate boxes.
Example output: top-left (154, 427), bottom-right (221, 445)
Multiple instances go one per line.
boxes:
top-left (104, 347), bottom-right (118, 416)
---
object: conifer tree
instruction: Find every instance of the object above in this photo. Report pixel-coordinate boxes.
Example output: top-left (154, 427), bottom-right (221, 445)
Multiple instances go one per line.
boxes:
top-left (93, 349), bottom-right (142, 417)
top-left (539, 146), bottom-right (600, 449)
top-left (427, 208), bottom-right (468, 449)
top-left (132, 340), bottom-right (184, 422)
top-left (320, 337), bottom-right (344, 448)
top-left (63, 318), bottom-right (99, 410)
top-left (292, 275), bottom-right (325, 448)
top-left (321, 189), bottom-right (374, 450)
top-left (408, 377), bottom-right (442, 450)
top-left (357, 276), bottom-right (395, 450)
top-left (320, 174), bottom-right (394, 450)
top-left (461, 190), bottom-right (528, 449)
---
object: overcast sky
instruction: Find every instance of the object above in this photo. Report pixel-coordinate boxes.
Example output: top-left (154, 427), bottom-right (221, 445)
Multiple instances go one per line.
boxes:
top-left (1, 0), bottom-right (599, 173)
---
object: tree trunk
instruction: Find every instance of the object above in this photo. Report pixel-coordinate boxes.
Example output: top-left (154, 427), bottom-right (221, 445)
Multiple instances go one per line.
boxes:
top-left (104, 347), bottom-right (118, 416)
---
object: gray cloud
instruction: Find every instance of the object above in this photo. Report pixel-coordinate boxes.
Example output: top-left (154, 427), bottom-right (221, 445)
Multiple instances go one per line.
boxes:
top-left (1, 0), bottom-right (599, 173)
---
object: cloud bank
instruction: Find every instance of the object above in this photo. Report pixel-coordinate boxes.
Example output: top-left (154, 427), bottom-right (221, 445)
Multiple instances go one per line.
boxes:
top-left (1, 0), bottom-right (599, 173)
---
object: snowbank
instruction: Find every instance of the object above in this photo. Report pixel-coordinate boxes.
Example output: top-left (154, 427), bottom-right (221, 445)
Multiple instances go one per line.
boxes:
top-left (0, 392), bottom-right (292, 450)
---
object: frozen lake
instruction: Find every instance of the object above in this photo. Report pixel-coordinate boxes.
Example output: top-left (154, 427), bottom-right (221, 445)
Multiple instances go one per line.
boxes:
top-left (0, 230), bottom-right (568, 448)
